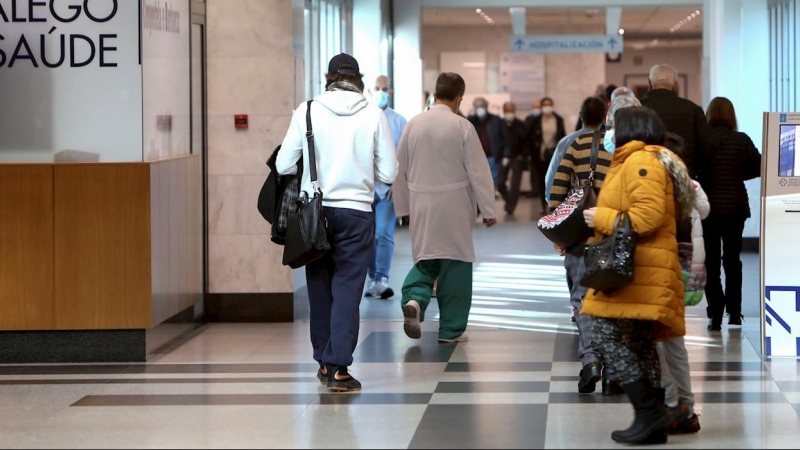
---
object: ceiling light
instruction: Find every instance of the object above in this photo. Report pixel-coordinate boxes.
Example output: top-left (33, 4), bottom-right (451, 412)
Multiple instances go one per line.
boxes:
top-left (691, 13), bottom-right (696, 18)
top-left (696, 10), bottom-right (701, 14)
top-left (618, 28), bottom-right (625, 35)
top-left (476, 8), bottom-right (482, 14)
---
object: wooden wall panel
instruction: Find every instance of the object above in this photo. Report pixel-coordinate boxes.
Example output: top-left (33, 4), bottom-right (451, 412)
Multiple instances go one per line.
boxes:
top-left (0, 166), bottom-right (55, 330)
top-left (150, 155), bottom-right (202, 326)
top-left (54, 164), bottom-right (152, 329)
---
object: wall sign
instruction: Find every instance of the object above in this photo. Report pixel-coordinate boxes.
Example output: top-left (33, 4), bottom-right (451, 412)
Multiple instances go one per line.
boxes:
top-left (510, 35), bottom-right (624, 54)
top-left (0, 0), bottom-right (124, 68)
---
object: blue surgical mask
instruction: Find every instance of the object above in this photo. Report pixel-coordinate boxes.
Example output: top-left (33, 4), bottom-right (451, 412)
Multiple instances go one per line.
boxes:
top-left (604, 129), bottom-right (616, 154)
top-left (375, 91), bottom-right (389, 109)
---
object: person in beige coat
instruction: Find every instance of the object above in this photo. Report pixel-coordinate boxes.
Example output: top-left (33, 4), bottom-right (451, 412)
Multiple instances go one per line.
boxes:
top-left (393, 72), bottom-right (497, 343)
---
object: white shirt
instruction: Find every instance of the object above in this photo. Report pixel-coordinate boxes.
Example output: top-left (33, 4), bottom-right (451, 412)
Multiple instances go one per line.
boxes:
top-left (277, 90), bottom-right (398, 212)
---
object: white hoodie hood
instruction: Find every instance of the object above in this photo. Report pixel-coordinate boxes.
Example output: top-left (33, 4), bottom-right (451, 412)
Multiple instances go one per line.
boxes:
top-left (314, 90), bottom-right (368, 117)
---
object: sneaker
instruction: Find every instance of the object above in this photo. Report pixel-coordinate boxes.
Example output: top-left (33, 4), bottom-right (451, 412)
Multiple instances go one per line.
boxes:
top-left (327, 366), bottom-right (361, 392)
top-left (438, 335), bottom-right (469, 343)
top-left (375, 277), bottom-right (394, 299)
top-left (403, 300), bottom-right (422, 339)
top-left (364, 279), bottom-right (377, 297)
top-left (668, 407), bottom-right (701, 434)
top-left (316, 366), bottom-right (328, 385)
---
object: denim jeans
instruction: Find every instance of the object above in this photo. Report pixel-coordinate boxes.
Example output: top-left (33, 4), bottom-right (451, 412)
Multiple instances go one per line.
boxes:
top-left (487, 157), bottom-right (500, 189)
top-left (368, 190), bottom-right (396, 280)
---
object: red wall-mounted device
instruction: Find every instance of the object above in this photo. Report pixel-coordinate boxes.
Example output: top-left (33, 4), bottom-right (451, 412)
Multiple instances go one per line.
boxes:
top-left (157, 115), bottom-right (172, 130)
top-left (235, 115), bottom-right (248, 129)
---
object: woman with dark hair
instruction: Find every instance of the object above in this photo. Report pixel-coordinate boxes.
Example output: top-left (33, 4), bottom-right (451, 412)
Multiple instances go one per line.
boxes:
top-left (580, 107), bottom-right (694, 444)
top-left (699, 97), bottom-right (761, 330)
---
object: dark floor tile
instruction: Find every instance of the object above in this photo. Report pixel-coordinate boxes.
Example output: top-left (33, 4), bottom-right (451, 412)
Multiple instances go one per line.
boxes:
top-left (549, 392), bottom-right (629, 404)
top-left (353, 332), bottom-right (457, 363)
top-left (549, 374), bottom-right (770, 382)
top-left (552, 326), bottom-right (580, 362)
top-left (689, 361), bottom-right (766, 372)
top-left (123, 363), bottom-right (320, 374)
top-left (435, 381), bottom-right (550, 393)
top-left (694, 392), bottom-right (789, 403)
top-left (444, 362), bottom-right (552, 372)
top-left (408, 404), bottom-right (547, 449)
top-left (318, 393), bottom-right (432, 405)
top-left (0, 366), bottom-right (27, 375)
top-left (777, 380), bottom-right (800, 392)
top-left (18, 365), bottom-right (132, 375)
top-left (71, 393), bottom-right (432, 407)
top-left (0, 377), bottom-right (318, 385)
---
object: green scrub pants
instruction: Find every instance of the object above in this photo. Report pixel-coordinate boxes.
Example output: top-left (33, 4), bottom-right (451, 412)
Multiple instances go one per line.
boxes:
top-left (401, 259), bottom-right (473, 340)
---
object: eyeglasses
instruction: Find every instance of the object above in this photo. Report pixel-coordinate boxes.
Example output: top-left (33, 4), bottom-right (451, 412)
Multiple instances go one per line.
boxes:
top-left (374, 86), bottom-right (390, 92)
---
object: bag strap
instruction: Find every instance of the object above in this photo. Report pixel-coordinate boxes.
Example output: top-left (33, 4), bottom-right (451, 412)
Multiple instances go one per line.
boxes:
top-left (305, 100), bottom-right (318, 186)
top-left (588, 129), bottom-right (603, 182)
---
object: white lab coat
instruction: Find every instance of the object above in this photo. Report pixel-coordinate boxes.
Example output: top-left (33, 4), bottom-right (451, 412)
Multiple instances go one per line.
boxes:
top-left (393, 105), bottom-right (497, 263)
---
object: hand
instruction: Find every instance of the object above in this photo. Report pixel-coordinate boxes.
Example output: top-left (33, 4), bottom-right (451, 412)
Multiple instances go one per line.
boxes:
top-left (502, 157), bottom-right (510, 167)
top-left (553, 243), bottom-right (566, 256)
top-left (583, 207), bottom-right (597, 228)
top-left (483, 218), bottom-right (497, 228)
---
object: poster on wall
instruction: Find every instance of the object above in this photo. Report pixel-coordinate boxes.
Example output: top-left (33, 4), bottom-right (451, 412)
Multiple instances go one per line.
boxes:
top-left (499, 53), bottom-right (545, 111)
top-left (0, 0), bottom-right (143, 162)
top-left (141, 0), bottom-right (191, 161)
top-left (761, 112), bottom-right (800, 357)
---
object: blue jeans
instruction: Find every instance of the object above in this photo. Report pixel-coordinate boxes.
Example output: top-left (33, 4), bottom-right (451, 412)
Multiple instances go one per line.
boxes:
top-left (488, 157), bottom-right (500, 188)
top-left (368, 191), bottom-right (396, 280)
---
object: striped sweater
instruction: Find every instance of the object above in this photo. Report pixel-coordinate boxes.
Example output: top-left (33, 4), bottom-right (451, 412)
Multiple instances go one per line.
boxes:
top-left (548, 130), bottom-right (613, 210)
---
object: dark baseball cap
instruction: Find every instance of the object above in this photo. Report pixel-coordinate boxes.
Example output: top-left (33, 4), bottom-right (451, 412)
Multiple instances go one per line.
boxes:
top-left (327, 53), bottom-right (362, 76)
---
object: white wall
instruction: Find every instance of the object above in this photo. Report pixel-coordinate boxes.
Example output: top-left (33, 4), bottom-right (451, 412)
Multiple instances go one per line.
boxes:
top-left (0, 0), bottom-right (143, 162)
top-left (423, 25), bottom-right (605, 126)
top-left (605, 46), bottom-right (703, 106)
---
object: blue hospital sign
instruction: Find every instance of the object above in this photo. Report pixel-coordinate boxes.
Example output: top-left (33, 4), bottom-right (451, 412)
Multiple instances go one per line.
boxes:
top-left (510, 35), bottom-right (624, 54)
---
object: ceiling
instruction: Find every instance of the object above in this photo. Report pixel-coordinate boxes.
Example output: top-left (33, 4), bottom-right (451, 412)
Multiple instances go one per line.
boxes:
top-left (422, 6), bottom-right (704, 46)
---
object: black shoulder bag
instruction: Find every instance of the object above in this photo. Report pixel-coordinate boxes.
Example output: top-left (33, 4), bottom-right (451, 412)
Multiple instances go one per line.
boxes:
top-left (536, 129), bottom-right (602, 248)
top-left (282, 101), bottom-right (330, 269)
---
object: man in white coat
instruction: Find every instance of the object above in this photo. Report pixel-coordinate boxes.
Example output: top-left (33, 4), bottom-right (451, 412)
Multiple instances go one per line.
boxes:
top-left (393, 72), bottom-right (497, 343)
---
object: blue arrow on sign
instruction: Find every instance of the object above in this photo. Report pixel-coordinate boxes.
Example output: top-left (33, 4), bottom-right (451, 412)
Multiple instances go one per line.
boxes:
top-left (608, 38), bottom-right (618, 50)
top-left (514, 39), bottom-right (525, 51)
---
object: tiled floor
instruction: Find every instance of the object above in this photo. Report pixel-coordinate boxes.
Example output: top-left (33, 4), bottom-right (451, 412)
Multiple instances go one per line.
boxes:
top-left (2, 198), bottom-right (797, 449)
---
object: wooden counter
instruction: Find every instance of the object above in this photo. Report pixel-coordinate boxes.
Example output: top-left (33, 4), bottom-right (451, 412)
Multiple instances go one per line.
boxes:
top-left (0, 155), bottom-right (201, 332)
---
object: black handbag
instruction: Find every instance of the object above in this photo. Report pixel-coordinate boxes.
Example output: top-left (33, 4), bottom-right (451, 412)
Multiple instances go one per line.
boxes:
top-left (580, 212), bottom-right (638, 293)
top-left (537, 129), bottom-right (602, 248)
top-left (282, 101), bottom-right (330, 269)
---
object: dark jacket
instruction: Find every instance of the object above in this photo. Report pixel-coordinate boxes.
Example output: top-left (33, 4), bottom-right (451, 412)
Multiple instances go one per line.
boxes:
top-left (697, 125), bottom-right (762, 218)
top-left (468, 113), bottom-right (508, 161)
top-left (505, 118), bottom-right (528, 159)
top-left (524, 113), bottom-right (567, 161)
top-left (641, 89), bottom-right (708, 178)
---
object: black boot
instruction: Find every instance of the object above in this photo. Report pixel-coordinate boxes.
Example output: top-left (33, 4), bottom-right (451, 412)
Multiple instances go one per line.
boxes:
top-left (611, 381), bottom-right (671, 444)
top-left (602, 378), bottom-right (624, 396)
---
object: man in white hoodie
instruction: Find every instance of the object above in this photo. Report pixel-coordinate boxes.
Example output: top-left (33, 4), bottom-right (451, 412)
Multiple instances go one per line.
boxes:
top-left (276, 54), bottom-right (397, 392)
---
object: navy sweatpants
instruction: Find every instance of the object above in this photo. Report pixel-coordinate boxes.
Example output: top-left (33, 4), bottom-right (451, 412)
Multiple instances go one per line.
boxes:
top-left (305, 207), bottom-right (375, 368)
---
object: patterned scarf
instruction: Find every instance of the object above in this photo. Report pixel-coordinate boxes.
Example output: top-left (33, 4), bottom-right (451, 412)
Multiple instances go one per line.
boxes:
top-left (653, 148), bottom-right (697, 221)
top-left (327, 80), bottom-right (363, 94)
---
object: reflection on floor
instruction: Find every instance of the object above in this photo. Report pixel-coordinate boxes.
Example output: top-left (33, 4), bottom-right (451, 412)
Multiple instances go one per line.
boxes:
top-left (1, 198), bottom-right (796, 449)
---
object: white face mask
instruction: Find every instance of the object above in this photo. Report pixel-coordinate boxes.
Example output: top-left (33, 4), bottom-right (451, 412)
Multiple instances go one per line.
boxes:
top-left (542, 106), bottom-right (554, 115)
top-left (476, 107), bottom-right (487, 119)
top-left (531, 108), bottom-right (542, 117)
top-left (504, 112), bottom-right (516, 122)
top-left (604, 129), bottom-right (616, 154)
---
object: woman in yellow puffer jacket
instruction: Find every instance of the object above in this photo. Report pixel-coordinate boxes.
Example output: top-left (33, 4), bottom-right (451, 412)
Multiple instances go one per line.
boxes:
top-left (580, 107), bottom-right (694, 445)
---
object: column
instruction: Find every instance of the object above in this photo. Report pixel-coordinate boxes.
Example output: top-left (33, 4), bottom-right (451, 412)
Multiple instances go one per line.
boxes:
top-left (393, 0), bottom-right (424, 120)
top-left (205, 0), bottom-right (296, 321)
